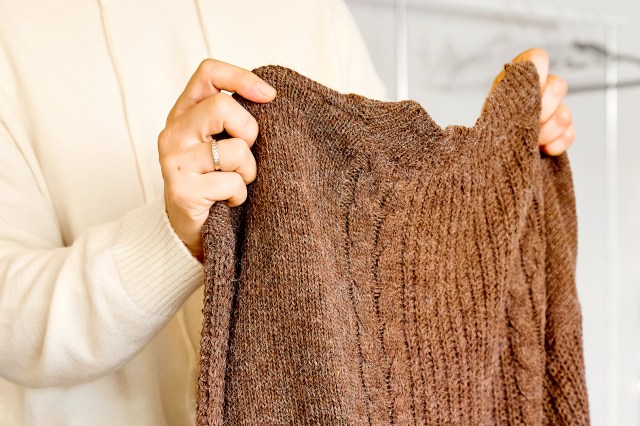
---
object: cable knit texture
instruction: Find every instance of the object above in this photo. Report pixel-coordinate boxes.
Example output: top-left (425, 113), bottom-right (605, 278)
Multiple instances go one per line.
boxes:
top-left (196, 61), bottom-right (589, 425)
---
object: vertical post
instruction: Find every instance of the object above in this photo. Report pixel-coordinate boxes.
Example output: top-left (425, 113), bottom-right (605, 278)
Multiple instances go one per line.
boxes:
top-left (604, 22), bottom-right (619, 426)
top-left (395, 0), bottom-right (409, 100)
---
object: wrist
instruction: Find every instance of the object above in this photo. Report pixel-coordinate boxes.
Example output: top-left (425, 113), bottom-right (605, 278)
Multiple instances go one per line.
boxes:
top-left (163, 198), bottom-right (204, 263)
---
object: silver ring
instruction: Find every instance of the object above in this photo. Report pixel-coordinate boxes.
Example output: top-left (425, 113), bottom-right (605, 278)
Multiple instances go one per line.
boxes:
top-left (210, 137), bottom-right (221, 171)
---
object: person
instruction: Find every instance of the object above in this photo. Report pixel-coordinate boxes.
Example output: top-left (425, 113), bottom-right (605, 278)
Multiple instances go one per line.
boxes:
top-left (0, 0), bottom-right (575, 424)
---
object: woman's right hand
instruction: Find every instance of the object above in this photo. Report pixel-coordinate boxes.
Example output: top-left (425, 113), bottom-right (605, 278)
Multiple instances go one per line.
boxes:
top-left (158, 59), bottom-right (277, 262)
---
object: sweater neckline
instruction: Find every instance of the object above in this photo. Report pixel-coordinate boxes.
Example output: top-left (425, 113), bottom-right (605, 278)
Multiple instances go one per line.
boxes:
top-left (249, 64), bottom-right (445, 141)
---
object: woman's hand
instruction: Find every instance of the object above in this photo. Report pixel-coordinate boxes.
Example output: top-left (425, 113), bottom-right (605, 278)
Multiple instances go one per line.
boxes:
top-left (158, 59), bottom-right (277, 261)
top-left (491, 48), bottom-right (576, 156)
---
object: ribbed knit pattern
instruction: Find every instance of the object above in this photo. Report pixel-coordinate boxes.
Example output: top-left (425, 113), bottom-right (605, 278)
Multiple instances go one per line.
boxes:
top-left (196, 61), bottom-right (589, 425)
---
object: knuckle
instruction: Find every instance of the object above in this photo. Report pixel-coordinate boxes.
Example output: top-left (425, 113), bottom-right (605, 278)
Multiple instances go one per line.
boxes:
top-left (239, 111), bottom-right (252, 128)
top-left (157, 128), bottom-right (171, 150)
top-left (530, 47), bottom-right (548, 61)
top-left (557, 105), bottom-right (573, 126)
top-left (230, 139), bottom-right (251, 162)
top-left (246, 115), bottom-right (259, 134)
top-left (563, 126), bottom-right (576, 144)
top-left (548, 75), bottom-right (567, 96)
top-left (231, 172), bottom-right (247, 192)
top-left (555, 77), bottom-right (568, 96)
top-left (239, 113), bottom-right (259, 144)
top-left (544, 142), bottom-right (563, 156)
top-left (210, 92), bottom-right (231, 115)
top-left (555, 104), bottom-right (573, 128)
top-left (227, 176), bottom-right (248, 207)
top-left (198, 58), bottom-right (218, 75)
top-left (158, 125), bottom-right (186, 151)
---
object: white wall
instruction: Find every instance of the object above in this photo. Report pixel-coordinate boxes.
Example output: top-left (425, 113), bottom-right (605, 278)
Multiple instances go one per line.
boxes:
top-left (345, 1), bottom-right (640, 424)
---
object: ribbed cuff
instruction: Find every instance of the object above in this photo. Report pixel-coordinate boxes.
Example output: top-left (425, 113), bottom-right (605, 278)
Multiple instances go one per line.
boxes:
top-left (111, 197), bottom-right (204, 317)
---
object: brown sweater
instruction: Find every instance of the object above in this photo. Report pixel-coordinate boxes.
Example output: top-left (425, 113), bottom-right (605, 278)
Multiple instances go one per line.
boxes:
top-left (196, 61), bottom-right (589, 425)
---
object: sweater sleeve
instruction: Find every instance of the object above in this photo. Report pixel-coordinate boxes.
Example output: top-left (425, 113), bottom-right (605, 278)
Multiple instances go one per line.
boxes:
top-left (472, 61), bottom-right (589, 422)
top-left (0, 57), bottom-right (204, 387)
top-left (540, 154), bottom-right (590, 424)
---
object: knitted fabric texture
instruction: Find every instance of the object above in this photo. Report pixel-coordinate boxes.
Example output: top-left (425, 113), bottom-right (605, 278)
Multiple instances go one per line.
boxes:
top-left (196, 61), bottom-right (589, 425)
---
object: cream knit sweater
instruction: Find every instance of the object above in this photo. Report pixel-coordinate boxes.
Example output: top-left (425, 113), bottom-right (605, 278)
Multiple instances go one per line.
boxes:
top-left (0, 1), bottom-right (386, 424)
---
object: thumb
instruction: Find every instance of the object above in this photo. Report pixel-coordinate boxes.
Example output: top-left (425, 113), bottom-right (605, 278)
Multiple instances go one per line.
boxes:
top-left (491, 48), bottom-right (549, 92)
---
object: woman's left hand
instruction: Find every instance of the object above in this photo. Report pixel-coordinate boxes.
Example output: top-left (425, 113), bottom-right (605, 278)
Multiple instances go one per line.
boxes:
top-left (491, 48), bottom-right (575, 156)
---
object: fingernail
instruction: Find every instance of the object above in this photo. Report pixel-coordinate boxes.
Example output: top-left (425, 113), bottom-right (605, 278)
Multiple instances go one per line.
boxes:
top-left (257, 81), bottom-right (276, 98)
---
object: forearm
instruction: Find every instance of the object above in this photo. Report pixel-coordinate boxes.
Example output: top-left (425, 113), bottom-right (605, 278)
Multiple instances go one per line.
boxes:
top-left (0, 197), bottom-right (203, 387)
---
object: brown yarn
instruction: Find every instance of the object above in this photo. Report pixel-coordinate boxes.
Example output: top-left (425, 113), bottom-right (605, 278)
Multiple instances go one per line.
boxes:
top-left (196, 61), bottom-right (589, 425)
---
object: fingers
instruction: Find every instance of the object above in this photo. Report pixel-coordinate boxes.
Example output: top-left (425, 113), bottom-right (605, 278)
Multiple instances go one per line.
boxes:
top-left (192, 171), bottom-right (249, 208)
top-left (526, 50), bottom-right (574, 156)
top-left (491, 47), bottom-right (549, 92)
top-left (541, 125), bottom-right (575, 156)
top-left (169, 58), bottom-right (276, 121)
top-left (189, 92), bottom-right (260, 144)
top-left (539, 103), bottom-right (573, 145)
top-left (541, 75), bottom-right (568, 122)
top-left (160, 59), bottom-right (270, 258)
top-left (161, 134), bottom-right (256, 211)
top-left (166, 170), bottom-right (248, 211)
top-left (512, 48), bottom-right (549, 89)
top-left (489, 48), bottom-right (576, 156)
top-left (183, 138), bottom-right (257, 183)
top-left (160, 92), bottom-right (259, 152)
